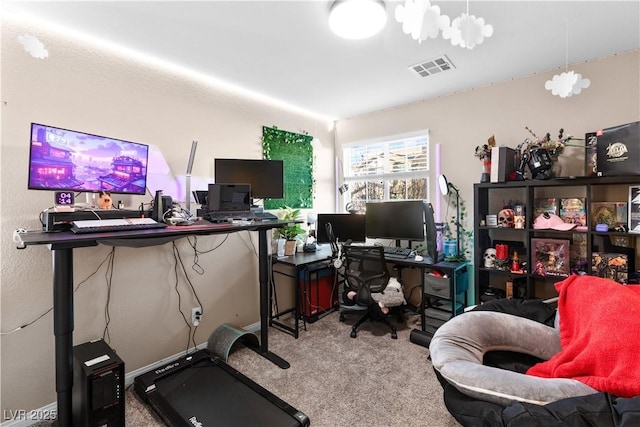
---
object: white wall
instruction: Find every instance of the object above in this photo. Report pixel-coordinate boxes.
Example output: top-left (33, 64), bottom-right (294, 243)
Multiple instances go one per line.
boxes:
top-left (0, 13), bottom-right (334, 413)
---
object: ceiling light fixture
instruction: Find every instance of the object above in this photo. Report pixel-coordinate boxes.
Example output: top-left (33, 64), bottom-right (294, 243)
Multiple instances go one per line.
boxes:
top-left (329, 0), bottom-right (387, 40)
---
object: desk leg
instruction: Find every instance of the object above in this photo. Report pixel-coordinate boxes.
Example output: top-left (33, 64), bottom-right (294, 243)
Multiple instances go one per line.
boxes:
top-left (52, 247), bottom-right (73, 426)
top-left (258, 230), bottom-right (290, 369)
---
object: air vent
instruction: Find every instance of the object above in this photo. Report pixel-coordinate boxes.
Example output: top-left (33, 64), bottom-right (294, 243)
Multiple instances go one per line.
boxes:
top-left (409, 55), bottom-right (455, 77)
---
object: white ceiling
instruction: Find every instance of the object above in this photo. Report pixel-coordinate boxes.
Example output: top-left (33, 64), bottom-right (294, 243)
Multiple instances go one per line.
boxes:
top-left (4, 1), bottom-right (640, 120)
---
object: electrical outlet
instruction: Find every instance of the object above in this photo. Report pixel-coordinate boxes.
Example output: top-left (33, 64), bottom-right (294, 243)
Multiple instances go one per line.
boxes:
top-left (191, 307), bottom-right (202, 326)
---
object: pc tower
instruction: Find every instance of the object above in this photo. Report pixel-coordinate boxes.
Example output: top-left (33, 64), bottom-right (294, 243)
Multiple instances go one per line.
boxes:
top-left (73, 339), bottom-right (125, 427)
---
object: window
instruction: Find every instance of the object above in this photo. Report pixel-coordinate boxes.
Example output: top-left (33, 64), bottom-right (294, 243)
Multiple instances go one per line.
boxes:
top-left (342, 131), bottom-right (429, 212)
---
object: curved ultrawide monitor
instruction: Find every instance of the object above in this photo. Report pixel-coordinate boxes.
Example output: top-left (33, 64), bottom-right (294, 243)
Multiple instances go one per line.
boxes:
top-left (28, 123), bottom-right (149, 195)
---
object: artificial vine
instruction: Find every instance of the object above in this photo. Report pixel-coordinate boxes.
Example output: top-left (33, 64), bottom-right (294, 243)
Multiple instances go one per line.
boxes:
top-left (443, 190), bottom-right (473, 263)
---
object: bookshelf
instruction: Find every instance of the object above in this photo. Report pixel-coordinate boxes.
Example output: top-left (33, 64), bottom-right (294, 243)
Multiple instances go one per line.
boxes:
top-left (473, 176), bottom-right (640, 303)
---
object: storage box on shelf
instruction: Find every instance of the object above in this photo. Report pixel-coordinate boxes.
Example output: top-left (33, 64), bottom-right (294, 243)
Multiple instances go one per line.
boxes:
top-left (421, 262), bottom-right (468, 335)
top-left (474, 176), bottom-right (640, 304)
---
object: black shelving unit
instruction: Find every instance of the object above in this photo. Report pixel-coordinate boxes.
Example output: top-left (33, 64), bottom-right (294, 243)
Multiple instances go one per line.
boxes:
top-left (473, 176), bottom-right (640, 303)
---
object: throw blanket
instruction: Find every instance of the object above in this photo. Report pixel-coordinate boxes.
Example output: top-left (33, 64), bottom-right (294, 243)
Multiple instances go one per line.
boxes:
top-left (527, 275), bottom-right (640, 397)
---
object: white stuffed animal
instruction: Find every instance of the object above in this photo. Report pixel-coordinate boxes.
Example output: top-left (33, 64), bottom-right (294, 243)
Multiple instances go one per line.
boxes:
top-left (371, 277), bottom-right (406, 313)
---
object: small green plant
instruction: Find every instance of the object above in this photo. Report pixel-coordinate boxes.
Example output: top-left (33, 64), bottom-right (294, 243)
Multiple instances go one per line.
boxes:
top-left (274, 206), bottom-right (306, 241)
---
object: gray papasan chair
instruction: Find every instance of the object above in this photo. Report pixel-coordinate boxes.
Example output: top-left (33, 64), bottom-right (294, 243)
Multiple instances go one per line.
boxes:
top-left (429, 275), bottom-right (640, 427)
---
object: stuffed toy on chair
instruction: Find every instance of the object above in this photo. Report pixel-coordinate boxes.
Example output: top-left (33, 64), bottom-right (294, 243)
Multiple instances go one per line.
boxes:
top-left (371, 277), bottom-right (406, 314)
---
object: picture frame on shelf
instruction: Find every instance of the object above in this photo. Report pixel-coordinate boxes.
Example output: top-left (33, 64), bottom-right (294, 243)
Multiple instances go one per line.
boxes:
top-left (531, 238), bottom-right (570, 277)
top-left (592, 252), bottom-right (629, 284)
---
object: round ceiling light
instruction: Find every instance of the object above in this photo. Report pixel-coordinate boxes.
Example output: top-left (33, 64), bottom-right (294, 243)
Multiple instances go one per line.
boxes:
top-left (329, 0), bottom-right (387, 40)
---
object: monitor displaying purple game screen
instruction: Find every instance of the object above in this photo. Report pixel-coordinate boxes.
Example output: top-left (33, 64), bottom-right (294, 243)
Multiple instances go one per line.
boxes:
top-left (28, 123), bottom-right (150, 195)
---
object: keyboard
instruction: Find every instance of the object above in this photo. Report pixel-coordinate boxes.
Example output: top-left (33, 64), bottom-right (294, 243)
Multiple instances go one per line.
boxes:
top-left (254, 212), bottom-right (278, 221)
top-left (71, 218), bottom-right (167, 234)
top-left (382, 246), bottom-right (414, 259)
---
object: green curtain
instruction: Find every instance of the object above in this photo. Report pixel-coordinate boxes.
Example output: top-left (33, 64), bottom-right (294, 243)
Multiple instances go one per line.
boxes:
top-left (262, 126), bottom-right (313, 209)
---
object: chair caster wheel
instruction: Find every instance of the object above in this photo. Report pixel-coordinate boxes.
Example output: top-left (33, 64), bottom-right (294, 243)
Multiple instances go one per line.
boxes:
top-left (391, 332), bottom-right (398, 339)
top-left (350, 330), bottom-right (357, 338)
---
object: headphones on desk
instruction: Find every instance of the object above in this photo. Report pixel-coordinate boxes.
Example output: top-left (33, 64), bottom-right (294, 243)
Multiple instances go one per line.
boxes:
top-left (334, 244), bottom-right (343, 269)
top-left (325, 222), bottom-right (344, 269)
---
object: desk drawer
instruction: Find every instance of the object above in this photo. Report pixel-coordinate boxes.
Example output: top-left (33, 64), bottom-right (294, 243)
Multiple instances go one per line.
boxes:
top-left (424, 275), bottom-right (450, 298)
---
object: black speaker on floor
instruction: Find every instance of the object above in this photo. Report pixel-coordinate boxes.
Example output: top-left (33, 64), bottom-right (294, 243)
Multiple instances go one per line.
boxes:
top-left (73, 339), bottom-right (125, 427)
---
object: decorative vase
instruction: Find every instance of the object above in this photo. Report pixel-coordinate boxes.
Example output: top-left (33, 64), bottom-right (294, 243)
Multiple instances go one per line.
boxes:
top-left (284, 240), bottom-right (297, 256)
top-left (480, 159), bottom-right (491, 183)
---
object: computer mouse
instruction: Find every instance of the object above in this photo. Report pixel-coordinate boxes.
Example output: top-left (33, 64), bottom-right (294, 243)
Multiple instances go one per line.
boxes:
top-left (414, 255), bottom-right (424, 262)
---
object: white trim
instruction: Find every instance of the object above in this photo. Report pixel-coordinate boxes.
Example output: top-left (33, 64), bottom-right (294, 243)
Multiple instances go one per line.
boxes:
top-left (341, 129), bottom-right (430, 148)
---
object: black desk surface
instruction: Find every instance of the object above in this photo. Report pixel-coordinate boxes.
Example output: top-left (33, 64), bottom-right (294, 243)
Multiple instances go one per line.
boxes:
top-left (270, 243), bottom-right (464, 270)
top-left (272, 244), bottom-right (335, 266)
top-left (18, 219), bottom-right (290, 248)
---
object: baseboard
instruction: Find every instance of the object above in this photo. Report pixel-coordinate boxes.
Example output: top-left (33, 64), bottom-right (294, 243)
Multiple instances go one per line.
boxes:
top-left (1, 321), bottom-right (261, 427)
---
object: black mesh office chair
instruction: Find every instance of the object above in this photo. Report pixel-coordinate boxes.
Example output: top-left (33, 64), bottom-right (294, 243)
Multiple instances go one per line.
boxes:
top-left (341, 245), bottom-right (399, 339)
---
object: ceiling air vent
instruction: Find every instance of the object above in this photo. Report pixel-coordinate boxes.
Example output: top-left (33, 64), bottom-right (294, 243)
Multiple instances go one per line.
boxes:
top-left (409, 55), bottom-right (455, 77)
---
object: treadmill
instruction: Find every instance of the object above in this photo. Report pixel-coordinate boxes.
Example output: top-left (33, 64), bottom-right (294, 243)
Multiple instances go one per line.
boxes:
top-left (134, 349), bottom-right (309, 427)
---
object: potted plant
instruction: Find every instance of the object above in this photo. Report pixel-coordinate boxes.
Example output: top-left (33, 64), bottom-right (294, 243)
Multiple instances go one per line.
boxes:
top-left (275, 206), bottom-right (306, 255)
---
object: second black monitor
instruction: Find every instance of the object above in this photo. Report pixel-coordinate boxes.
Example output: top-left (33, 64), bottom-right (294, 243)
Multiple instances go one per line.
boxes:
top-left (316, 213), bottom-right (366, 244)
top-left (365, 200), bottom-right (426, 242)
top-left (214, 158), bottom-right (284, 200)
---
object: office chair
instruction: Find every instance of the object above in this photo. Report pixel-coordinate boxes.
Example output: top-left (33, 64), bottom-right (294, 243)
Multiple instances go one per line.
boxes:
top-left (341, 245), bottom-right (401, 339)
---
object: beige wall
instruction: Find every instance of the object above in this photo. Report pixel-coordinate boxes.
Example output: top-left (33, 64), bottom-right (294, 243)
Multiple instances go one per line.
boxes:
top-left (335, 49), bottom-right (639, 304)
top-left (336, 49), bottom-right (640, 280)
top-left (2, 8), bottom-right (639, 416)
top-left (0, 14), bottom-right (334, 413)
top-left (336, 50), bottom-right (640, 214)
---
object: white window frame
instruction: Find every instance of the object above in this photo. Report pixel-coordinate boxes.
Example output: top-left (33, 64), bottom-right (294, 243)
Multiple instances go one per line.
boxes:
top-left (341, 130), bottom-right (430, 211)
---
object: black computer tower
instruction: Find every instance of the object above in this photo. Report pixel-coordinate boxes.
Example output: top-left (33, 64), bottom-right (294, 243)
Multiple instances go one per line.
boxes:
top-left (73, 339), bottom-right (125, 427)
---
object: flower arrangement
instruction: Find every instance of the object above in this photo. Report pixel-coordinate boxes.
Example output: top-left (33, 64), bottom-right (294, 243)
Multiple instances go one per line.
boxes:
top-left (474, 135), bottom-right (496, 160)
top-left (521, 127), bottom-right (582, 158)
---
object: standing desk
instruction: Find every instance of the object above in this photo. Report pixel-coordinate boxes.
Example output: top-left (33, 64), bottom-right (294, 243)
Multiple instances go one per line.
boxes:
top-left (15, 220), bottom-right (292, 427)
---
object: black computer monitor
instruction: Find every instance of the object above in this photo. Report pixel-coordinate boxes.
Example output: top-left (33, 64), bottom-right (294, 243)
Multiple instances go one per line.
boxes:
top-left (316, 213), bottom-right (366, 244)
top-left (366, 200), bottom-right (439, 261)
top-left (28, 122), bottom-right (149, 195)
top-left (207, 183), bottom-right (251, 213)
top-left (365, 201), bottom-right (425, 242)
top-left (214, 158), bottom-right (284, 200)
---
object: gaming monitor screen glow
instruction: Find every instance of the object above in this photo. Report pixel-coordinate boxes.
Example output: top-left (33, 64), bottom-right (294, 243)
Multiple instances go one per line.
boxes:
top-left (28, 123), bottom-right (150, 195)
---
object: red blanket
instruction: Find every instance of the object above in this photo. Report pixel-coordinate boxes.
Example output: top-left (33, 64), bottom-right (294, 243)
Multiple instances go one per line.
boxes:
top-left (527, 275), bottom-right (640, 397)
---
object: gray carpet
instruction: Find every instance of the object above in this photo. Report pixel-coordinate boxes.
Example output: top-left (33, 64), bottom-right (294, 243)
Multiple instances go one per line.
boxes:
top-left (36, 310), bottom-right (460, 426)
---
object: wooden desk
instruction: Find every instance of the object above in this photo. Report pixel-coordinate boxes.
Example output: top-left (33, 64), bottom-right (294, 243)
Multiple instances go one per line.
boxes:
top-left (15, 220), bottom-right (291, 427)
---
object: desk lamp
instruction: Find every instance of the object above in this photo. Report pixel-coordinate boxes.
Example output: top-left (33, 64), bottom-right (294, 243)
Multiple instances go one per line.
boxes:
top-left (438, 174), bottom-right (461, 257)
top-left (185, 140), bottom-right (198, 214)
